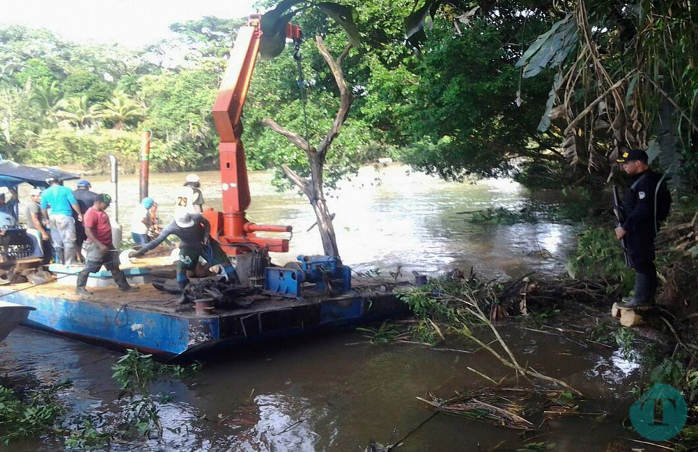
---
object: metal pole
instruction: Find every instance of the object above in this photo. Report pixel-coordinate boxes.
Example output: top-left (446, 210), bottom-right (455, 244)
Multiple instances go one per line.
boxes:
top-left (139, 130), bottom-right (151, 201)
top-left (108, 154), bottom-right (118, 223)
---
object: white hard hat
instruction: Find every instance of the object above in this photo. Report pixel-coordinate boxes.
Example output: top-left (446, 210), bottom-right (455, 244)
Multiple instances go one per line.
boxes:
top-left (174, 213), bottom-right (195, 229)
top-left (31, 188), bottom-right (42, 196)
top-left (185, 174), bottom-right (200, 184)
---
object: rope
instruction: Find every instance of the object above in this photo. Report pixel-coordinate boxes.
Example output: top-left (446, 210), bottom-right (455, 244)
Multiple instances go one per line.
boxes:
top-left (0, 271), bottom-right (74, 299)
top-left (293, 37), bottom-right (311, 149)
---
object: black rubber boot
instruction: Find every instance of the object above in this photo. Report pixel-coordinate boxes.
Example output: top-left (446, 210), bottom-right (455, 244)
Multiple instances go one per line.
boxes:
top-left (618, 273), bottom-right (654, 308)
top-left (75, 269), bottom-right (92, 295)
top-left (113, 270), bottom-right (139, 292)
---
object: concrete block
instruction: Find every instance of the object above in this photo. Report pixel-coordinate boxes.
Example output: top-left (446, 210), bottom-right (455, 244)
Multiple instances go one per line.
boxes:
top-left (619, 308), bottom-right (644, 327)
top-left (611, 302), bottom-right (621, 318)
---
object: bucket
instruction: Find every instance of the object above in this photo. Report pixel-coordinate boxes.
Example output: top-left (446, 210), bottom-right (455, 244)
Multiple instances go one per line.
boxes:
top-left (415, 274), bottom-right (427, 286)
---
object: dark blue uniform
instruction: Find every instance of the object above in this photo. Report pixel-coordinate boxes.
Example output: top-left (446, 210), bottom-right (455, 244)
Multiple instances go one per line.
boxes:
top-left (73, 188), bottom-right (98, 249)
top-left (622, 169), bottom-right (664, 303)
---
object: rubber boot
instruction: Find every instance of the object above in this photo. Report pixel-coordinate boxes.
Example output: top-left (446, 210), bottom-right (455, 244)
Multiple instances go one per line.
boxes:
top-left (113, 270), bottom-right (138, 292)
top-left (55, 247), bottom-right (64, 265)
top-left (618, 273), bottom-right (654, 308)
top-left (176, 273), bottom-right (190, 304)
top-left (64, 244), bottom-right (77, 266)
top-left (75, 270), bottom-right (93, 295)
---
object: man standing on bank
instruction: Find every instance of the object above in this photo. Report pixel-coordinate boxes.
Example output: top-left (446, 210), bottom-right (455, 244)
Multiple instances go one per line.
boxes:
top-left (615, 149), bottom-right (671, 308)
top-left (76, 194), bottom-right (138, 295)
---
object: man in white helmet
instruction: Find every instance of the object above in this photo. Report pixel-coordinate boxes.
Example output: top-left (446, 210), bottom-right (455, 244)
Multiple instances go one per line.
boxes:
top-left (174, 174), bottom-right (204, 221)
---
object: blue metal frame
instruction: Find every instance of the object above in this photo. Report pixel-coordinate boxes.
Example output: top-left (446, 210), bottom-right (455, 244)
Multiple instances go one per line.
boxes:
top-left (2, 291), bottom-right (220, 356)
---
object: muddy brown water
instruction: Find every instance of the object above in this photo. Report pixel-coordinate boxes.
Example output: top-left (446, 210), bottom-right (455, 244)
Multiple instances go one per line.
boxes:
top-left (3, 165), bottom-right (643, 451)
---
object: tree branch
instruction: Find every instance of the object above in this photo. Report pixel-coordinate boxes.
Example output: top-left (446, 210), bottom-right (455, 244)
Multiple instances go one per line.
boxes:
top-left (281, 164), bottom-right (311, 198)
top-left (262, 117), bottom-right (316, 155)
top-left (315, 35), bottom-right (354, 157)
top-left (337, 44), bottom-right (352, 65)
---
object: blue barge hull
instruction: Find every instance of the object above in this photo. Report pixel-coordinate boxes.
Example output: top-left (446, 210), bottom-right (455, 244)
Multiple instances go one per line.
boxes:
top-left (0, 282), bottom-right (408, 357)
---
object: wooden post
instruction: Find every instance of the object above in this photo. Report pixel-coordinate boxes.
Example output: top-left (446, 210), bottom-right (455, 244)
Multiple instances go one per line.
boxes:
top-left (139, 130), bottom-right (151, 201)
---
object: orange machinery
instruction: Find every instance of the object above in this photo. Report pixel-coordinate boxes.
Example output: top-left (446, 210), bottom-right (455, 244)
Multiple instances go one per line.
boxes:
top-left (205, 15), bottom-right (302, 255)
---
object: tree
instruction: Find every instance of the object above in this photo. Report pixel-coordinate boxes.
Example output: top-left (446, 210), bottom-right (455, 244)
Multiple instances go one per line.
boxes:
top-left (263, 36), bottom-right (355, 257)
top-left (62, 71), bottom-right (113, 105)
top-left (54, 96), bottom-right (103, 129)
top-left (29, 80), bottom-right (63, 130)
top-left (100, 91), bottom-right (145, 130)
top-left (516, 0), bottom-right (698, 188)
top-left (250, 0), bottom-right (362, 257)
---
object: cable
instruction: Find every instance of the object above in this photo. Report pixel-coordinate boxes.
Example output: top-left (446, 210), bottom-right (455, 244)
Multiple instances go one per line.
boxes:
top-left (293, 36), bottom-right (311, 149)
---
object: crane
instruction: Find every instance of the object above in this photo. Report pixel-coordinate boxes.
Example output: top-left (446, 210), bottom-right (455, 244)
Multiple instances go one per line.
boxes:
top-left (203, 14), bottom-right (301, 255)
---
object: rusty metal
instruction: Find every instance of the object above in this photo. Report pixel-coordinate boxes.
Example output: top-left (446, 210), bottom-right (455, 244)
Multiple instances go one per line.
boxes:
top-left (139, 130), bottom-right (151, 201)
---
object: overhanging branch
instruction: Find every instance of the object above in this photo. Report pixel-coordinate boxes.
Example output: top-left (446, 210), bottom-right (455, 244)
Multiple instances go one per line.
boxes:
top-left (281, 164), bottom-right (311, 197)
top-left (315, 36), bottom-right (354, 157)
top-left (262, 117), bottom-right (316, 155)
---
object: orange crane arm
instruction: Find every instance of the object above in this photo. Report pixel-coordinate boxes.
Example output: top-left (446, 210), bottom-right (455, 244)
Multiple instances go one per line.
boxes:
top-left (204, 15), bottom-right (301, 255)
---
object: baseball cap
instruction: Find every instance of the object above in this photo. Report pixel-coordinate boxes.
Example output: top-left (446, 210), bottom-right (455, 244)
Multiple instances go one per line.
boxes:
top-left (77, 179), bottom-right (91, 187)
top-left (96, 193), bottom-right (112, 205)
top-left (617, 149), bottom-right (648, 163)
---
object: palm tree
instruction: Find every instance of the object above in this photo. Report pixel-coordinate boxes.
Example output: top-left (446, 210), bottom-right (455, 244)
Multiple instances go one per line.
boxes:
top-left (54, 96), bottom-right (103, 129)
top-left (99, 90), bottom-right (144, 130)
top-left (30, 81), bottom-right (62, 129)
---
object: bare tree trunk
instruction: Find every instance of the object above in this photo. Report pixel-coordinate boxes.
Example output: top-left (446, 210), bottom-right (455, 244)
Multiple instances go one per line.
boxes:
top-left (262, 36), bottom-right (353, 258)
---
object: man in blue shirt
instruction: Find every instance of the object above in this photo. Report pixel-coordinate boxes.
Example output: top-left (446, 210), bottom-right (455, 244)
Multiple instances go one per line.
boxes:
top-left (40, 177), bottom-right (83, 265)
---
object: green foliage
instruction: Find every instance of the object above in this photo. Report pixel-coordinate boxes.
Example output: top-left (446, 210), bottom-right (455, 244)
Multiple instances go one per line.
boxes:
top-left (466, 198), bottom-right (595, 225)
top-left (62, 71), bottom-right (113, 105)
top-left (111, 349), bottom-right (202, 440)
top-left (0, 379), bottom-right (72, 445)
top-left (567, 226), bottom-right (635, 293)
top-left (613, 328), bottom-right (635, 361)
top-left (14, 58), bottom-right (56, 87)
top-left (64, 416), bottom-right (111, 450)
top-left (396, 12), bottom-right (559, 182)
top-left (356, 322), bottom-right (401, 344)
top-left (23, 129), bottom-right (145, 173)
top-left (649, 357), bottom-right (685, 386)
top-left (399, 276), bottom-right (495, 327)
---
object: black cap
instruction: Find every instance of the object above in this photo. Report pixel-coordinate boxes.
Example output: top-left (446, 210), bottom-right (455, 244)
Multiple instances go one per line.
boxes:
top-left (617, 149), bottom-right (648, 163)
top-left (95, 194), bottom-right (112, 205)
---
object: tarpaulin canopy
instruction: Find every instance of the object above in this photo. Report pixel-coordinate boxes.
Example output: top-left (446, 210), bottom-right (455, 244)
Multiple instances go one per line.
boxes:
top-left (0, 160), bottom-right (79, 188)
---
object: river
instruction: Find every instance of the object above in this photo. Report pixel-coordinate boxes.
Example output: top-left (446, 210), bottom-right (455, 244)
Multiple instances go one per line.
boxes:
top-left (3, 165), bottom-right (641, 451)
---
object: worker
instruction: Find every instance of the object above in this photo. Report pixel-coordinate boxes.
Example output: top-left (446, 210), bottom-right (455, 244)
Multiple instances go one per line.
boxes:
top-left (0, 187), bottom-right (18, 222)
top-left (73, 179), bottom-right (97, 262)
top-left (0, 187), bottom-right (19, 256)
top-left (615, 149), bottom-right (671, 308)
top-left (41, 177), bottom-right (82, 265)
top-left (129, 212), bottom-right (240, 304)
top-left (76, 194), bottom-right (137, 295)
top-left (25, 188), bottom-right (52, 262)
top-left (174, 174), bottom-right (204, 219)
top-left (131, 197), bottom-right (155, 246)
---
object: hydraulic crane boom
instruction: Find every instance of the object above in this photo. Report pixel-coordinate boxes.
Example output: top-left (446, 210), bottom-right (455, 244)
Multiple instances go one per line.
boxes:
top-left (204, 15), bottom-right (301, 255)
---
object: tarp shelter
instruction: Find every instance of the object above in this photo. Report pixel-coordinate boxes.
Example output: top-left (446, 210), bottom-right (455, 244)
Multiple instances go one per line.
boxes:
top-left (0, 160), bottom-right (79, 188)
